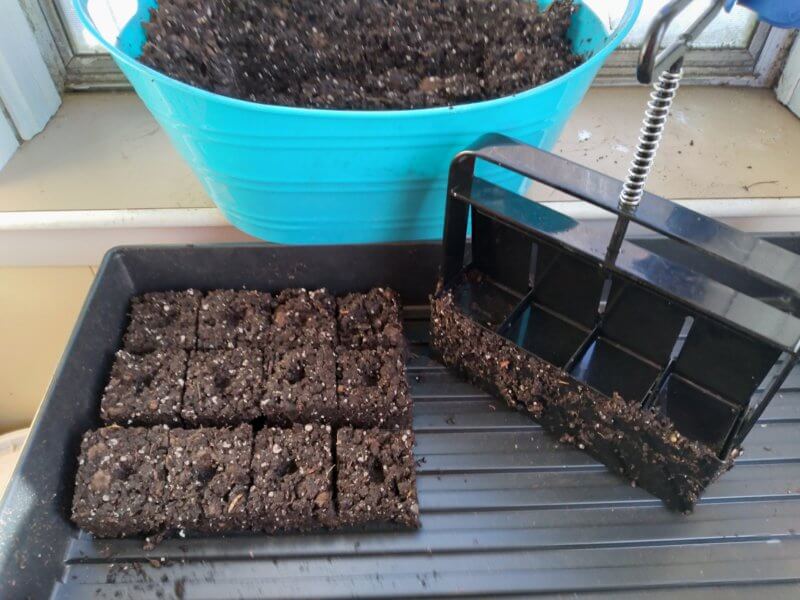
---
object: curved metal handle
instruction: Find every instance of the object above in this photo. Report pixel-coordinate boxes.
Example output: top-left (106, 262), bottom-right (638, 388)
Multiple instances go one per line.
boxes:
top-left (637, 0), bottom-right (726, 83)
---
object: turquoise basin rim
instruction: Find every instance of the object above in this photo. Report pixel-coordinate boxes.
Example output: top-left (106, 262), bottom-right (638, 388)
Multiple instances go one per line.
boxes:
top-left (74, 0), bottom-right (643, 118)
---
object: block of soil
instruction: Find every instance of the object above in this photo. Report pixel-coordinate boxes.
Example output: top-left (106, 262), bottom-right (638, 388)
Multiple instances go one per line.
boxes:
top-left (165, 424), bottom-right (253, 532)
top-left (182, 348), bottom-right (262, 426)
top-left (123, 290), bottom-right (200, 354)
top-left (430, 285), bottom-right (730, 512)
top-left (71, 426), bottom-right (169, 537)
top-left (248, 424), bottom-right (334, 532)
top-left (271, 288), bottom-right (337, 349)
top-left (336, 346), bottom-right (412, 429)
top-left (261, 343), bottom-right (338, 425)
top-left (198, 289), bottom-right (272, 350)
top-left (335, 427), bottom-right (420, 528)
top-left (337, 288), bottom-right (405, 350)
top-left (100, 349), bottom-right (188, 426)
top-left (140, 0), bottom-right (582, 110)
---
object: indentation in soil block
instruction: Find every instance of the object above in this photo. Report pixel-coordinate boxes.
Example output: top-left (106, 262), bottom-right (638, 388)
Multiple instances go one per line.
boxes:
top-left (261, 343), bottom-right (338, 425)
top-left (100, 349), bottom-right (188, 426)
top-left (247, 423), bottom-right (334, 532)
top-left (71, 426), bottom-right (169, 537)
top-left (198, 289), bottom-right (272, 349)
top-left (337, 287), bottom-right (404, 350)
top-left (123, 290), bottom-right (200, 354)
top-left (165, 424), bottom-right (253, 532)
top-left (336, 347), bottom-right (412, 429)
top-left (270, 288), bottom-right (337, 350)
top-left (182, 348), bottom-right (262, 426)
top-left (335, 427), bottom-right (419, 528)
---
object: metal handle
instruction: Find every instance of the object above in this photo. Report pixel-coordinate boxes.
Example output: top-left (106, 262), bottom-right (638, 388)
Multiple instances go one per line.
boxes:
top-left (637, 0), bottom-right (727, 84)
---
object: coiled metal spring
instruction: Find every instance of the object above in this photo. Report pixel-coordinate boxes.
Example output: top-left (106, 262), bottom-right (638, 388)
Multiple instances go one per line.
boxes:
top-left (619, 68), bottom-right (683, 209)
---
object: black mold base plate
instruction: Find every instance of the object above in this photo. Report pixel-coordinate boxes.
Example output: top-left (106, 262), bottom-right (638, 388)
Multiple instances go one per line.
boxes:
top-left (1, 243), bottom-right (800, 599)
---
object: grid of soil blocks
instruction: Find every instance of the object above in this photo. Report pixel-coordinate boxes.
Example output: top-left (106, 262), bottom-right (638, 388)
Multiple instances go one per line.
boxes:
top-left (73, 286), bottom-right (419, 538)
top-left (71, 425), bottom-right (418, 537)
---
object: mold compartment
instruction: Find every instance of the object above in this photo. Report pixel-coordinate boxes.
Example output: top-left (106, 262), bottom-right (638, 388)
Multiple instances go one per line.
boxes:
top-left (566, 276), bottom-right (687, 404)
top-left (450, 268), bottom-right (522, 330)
top-left (654, 373), bottom-right (741, 453)
top-left (673, 317), bottom-right (781, 407)
top-left (570, 337), bottom-right (661, 403)
top-left (503, 303), bottom-right (589, 367)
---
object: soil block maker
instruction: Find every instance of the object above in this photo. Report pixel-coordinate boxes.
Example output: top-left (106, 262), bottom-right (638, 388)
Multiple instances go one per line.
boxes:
top-left (431, 0), bottom-right (800, 510)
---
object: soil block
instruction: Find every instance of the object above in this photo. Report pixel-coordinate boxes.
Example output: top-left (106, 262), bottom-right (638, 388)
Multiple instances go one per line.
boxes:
top-left (336, 346), bottom-right (412, 429)
top-left (140, 0), bottom-right (582, 110)
top-left (261, 343), bottom-right (338, 425)
top-left (165, 424), bottom-right (253, 532)
top-left (198, 289), bottom-right (273, 350)
top-left (123, 290), bottom-right (200, 354)
top-left (337, 288), bottom-right (405, 350)
top-left (335, 427), bottom-right (420, 528)
top-left (248, 424), bottom-right (335, 532)
top-left (71, 426), bottom-right (169, 538)
top-left (182, 348), bottom-right (263, 426)
top-left (100, 349), bottom-right (188, 426)
top-left (430, 286), bottom-right (731, 512)
top-left (271, 288), bottom-right (337, 350)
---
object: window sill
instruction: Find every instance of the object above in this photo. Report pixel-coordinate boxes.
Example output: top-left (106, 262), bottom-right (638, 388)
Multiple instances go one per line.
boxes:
top-left (1, 85), bottom-right (799, 265)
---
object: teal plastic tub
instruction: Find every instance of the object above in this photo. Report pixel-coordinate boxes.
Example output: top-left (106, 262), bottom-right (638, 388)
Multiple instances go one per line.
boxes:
top-left (75, 0), bottom-right (641, 244)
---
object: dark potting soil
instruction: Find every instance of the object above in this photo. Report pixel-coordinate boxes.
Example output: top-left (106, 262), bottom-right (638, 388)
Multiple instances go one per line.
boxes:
top-left (336, 427), bottom-right (420, 528)
top-left (337, 287), bottom-right (405, 351)
top-left (123, 290), bottom-right (200, 354)
top-left (270, 288), bottom-right (337, 350)
top-left (182, 347), bottom-right (263, 426)
top-left (139, 0), bottom-right (583, 110)
top-left (198, 289), bottom-right (272, 350)
top-left (100, 349), bottom-right (188, 426)
top-left (248, 423), bottom-right (335, 532)
top-left (72, 426), bottom-right (169, 537)
top-left (262, 343), bottom-right (339, 425)
top-left (165, 424), bottom-right (253, 532)
top-left (336, 346), bottom-right (412, 429)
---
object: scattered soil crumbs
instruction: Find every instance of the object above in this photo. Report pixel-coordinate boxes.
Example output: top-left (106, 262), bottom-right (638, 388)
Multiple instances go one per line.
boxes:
top-left (140, 0), bottom-right (583, 109)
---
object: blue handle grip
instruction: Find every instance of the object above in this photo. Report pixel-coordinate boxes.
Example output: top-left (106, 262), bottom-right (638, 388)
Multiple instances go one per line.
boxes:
top-left (726, 0), bottom-right (800, 28)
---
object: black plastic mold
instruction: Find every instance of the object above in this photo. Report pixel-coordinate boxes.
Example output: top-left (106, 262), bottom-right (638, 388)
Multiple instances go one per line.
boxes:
top-left (438, 134), bottom-right (800, 460)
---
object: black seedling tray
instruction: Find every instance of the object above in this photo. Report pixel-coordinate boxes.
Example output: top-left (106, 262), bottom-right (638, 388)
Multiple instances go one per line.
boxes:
top-left (1, 242), bottom-right (800, 599)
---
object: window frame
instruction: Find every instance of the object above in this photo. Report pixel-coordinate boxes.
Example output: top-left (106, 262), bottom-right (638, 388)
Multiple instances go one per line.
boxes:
top-left (30, 0), bottom-right (800, 91)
